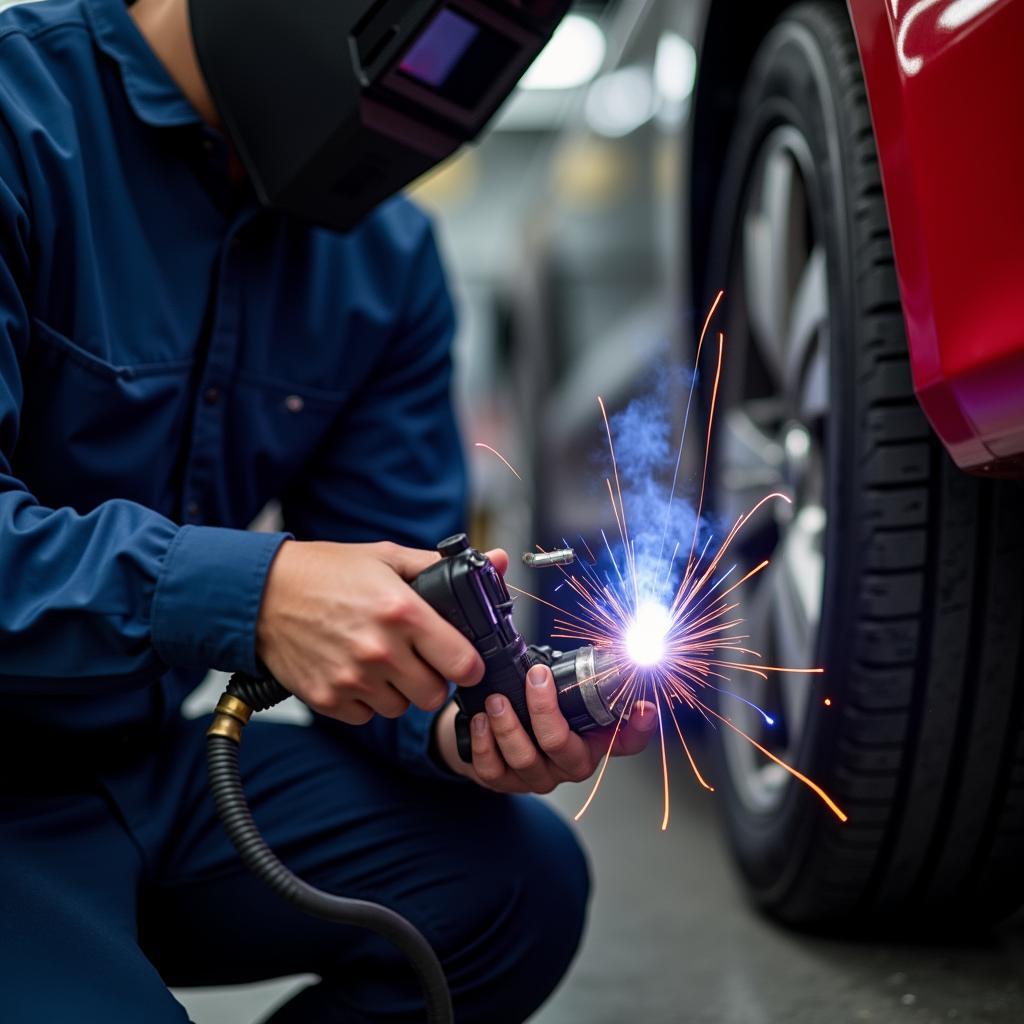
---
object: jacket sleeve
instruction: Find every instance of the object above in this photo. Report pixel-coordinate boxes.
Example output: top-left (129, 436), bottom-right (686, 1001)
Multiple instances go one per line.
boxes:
top-left (282, 211), bottom-right (469, 780)
top-left (0, 157), bottom-right (288, 696)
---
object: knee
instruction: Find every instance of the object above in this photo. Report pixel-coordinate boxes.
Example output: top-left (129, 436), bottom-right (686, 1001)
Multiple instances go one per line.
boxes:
top-left (439, 796), bottom-right (591, 1023)
top-left (507, 796), bottom-right (591, 965)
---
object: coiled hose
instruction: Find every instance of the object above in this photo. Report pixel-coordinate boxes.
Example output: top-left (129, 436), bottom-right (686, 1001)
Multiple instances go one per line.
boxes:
top-left (206, 673), bottom-right (454, 1024)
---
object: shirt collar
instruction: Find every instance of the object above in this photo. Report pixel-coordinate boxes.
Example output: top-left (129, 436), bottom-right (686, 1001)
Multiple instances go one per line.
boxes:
top-left (84, 0), bottom-right (203, 128)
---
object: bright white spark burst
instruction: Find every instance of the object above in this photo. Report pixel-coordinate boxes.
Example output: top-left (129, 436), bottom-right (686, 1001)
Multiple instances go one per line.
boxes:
top-left (625, 601), bottom-right (672, 667)
top-left (499, 291), bottom-right (848, 831)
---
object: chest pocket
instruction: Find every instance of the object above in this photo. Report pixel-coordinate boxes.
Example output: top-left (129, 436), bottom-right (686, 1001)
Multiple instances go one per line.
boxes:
top-left (15, 319), bottom-right (358, 528)
top-left (222, 368), bottom-right (356, 516)
top-left (15, 318), bottom-right (194, 514)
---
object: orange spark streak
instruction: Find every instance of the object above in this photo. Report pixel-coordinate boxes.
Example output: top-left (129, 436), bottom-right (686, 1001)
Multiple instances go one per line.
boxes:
top-left (507, 584), bottom-right (597, 631)
top-left (696, 291), bottom-right (725, 362)
top-left (671, 493), bottom-right (790, 621)
top-left (566, 573), bottom-right (622, 626)
top-left (574, 682), bottom-right (635, 822)
top-left (696, 698), bottom-right (847, 822)
top-left (599, 396), bottom-right (639, 602)
top-left (673, 512), bottom-right (754, 621)
top-left (665, 698), bottom-right (714, 792)
top-left (555, 665), bottom-right (624, 699)
top-left (653, 685), bottom-right (672, 830)
top-left (669, 613), bottom-right (745, 643)
top-left (605, 478), bottom-right (625, 544)
top-left (552, 622), bottom-right (608, 641)
top-left (555, 611), bottom-right (613, 635)
top-left (683, 332), bottom-right (725, 578)
top-left (738, 491), bottom-right (794, 525)
top-left (656, 290), bottom-right (725, 576)
top-left (609, 669), bottom-right (639, 710)
top-left (670, 481), bottom-right (789, 633)
top-left (579, 536), bottom-right (598, 564)
top-left (474, 443), bottom-right (522, 481)
top-left (712, 560), bottom-right (770, 603)
top-left (709, 662), bottom-right (824, 675)
top-left (664, 541), bottom-right (681, 584)
top-left (675, 601), bottom-right (742, 634)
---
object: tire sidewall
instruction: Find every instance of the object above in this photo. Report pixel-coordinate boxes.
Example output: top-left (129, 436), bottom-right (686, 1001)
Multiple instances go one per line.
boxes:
top-left (706, 3), bottom-right (861, 913)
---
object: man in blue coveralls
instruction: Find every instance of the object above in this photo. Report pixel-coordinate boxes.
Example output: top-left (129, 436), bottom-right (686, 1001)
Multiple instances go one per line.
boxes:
top-left (0, 0), bottom-right (659, 1020)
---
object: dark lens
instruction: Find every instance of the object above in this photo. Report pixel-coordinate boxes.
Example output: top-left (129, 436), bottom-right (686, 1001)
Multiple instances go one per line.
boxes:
top-left (399, 9), bottom-right (480, 88)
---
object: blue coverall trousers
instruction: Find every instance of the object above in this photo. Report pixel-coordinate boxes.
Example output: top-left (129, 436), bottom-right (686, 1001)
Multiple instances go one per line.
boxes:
top-left (3, 715), bottom-right (590, 1022)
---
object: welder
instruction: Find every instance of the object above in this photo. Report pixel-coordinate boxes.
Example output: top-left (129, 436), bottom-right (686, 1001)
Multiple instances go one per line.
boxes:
top-left (0, 1), bottom-right (659, 1021)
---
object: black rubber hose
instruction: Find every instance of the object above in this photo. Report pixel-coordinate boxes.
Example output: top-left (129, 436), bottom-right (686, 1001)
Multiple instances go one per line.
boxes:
top-left (207, 675), bottom-right (453, 1024)
top-left (225, 673), bottom-right (291, 712)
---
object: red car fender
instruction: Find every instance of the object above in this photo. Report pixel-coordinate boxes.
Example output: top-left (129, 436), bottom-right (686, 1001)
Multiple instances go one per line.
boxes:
top-left (848, 0), bottom-right (1024, 473)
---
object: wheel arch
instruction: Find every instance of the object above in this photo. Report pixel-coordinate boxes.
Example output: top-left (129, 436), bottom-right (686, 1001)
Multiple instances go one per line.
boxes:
top-left (689, 0), bottom-right (804, 312)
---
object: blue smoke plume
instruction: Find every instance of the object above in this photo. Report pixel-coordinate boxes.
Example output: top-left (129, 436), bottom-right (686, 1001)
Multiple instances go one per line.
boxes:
top-left (588, 371), bottom-right (721, 615)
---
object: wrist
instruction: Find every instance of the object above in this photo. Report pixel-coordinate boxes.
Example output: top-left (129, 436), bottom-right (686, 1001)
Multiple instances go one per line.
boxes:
top-left (255, 539), bottom-right (295, 666)
top-left (432, 701), bottom-right (474, 779)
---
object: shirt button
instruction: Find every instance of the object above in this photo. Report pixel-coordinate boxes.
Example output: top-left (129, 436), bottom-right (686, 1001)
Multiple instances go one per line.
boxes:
top-left (285, 395), bottom-right (305, 413)
top-left (186, 501), bottom-right (201, 520)
top-left (204, 387), bottom-right (221, 406)
top-left (202, 138), bottom-right (216, 155)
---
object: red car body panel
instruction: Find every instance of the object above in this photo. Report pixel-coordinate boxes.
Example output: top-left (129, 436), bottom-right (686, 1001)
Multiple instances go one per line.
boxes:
top-left (848, 0), bottom-right (1024, 473)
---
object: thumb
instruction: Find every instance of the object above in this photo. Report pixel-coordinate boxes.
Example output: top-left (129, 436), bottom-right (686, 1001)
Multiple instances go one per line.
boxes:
top-left (375, 542), bottom-right (440, 582)
top-left (485, 548), bottom-right (510, 577)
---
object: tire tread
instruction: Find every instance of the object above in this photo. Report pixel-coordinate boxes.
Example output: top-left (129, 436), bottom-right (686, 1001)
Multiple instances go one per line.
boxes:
top-left (714, 0), bottom-right (1024, 928)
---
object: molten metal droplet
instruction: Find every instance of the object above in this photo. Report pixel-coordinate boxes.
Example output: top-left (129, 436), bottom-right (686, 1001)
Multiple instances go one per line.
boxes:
top-left (626, 601), bottom-right (672, 667)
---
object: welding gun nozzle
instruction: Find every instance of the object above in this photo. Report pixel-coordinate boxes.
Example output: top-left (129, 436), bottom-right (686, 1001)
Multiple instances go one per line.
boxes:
top-left (522, 548), bottom-right (576, 569)
top-left (551, 646), bottom-right (629, 730)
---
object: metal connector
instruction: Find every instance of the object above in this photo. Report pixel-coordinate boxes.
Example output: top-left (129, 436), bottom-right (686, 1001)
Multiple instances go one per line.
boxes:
top-left (522, 548), bottom-right (576, 569)
top-left (206, 694), bottom-right (254, 744)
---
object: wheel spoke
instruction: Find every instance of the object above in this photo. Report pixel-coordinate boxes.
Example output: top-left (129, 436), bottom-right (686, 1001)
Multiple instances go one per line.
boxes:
top-left (743, 146), bottom-right (807, 389)
top-left (773, 504), bottom-right (826, 652)
top-left (718, 404), bottom-right (786, 556)
top-left (800, 345), bottom-right (830, 422)
top-left (720, 404), bottom-right (785, 497)
top-left (726, 575), bottom-right (774, 725)
top-left (766, 558), bottom-right (809, 674)
top-left (768, 505), bottom-right (825, 740)
top-left (778, 672), bottom-right (814, 752)
top-left (784, 246), bottom-right (828, 407)
top-left (743, 211), bottom-right (778, 379)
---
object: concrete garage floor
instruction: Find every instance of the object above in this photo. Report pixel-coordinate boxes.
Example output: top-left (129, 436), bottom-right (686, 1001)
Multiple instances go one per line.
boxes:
top-left (175, 742), bottom-right (1024, 1024)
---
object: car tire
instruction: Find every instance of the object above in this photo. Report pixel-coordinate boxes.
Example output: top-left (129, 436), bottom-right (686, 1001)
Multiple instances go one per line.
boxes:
top-left (704, 0), bottom-right (1024, 928)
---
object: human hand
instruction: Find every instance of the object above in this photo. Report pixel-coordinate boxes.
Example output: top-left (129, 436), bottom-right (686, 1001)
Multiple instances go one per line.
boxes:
top-left (434, 664), bottom-right (659, 793)
top-left (256, 540), bottom-right (509, 725)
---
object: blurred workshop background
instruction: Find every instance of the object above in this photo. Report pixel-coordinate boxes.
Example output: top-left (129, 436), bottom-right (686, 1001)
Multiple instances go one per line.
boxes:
top-left (418, 0), bottom-right (694, 619)
top-left (177, 0), bottom-right (1024, 1021)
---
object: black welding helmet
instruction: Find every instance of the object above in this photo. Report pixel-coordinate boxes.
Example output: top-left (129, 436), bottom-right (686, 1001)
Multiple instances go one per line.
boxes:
top-left (187, 0), bottom-right (571, 232)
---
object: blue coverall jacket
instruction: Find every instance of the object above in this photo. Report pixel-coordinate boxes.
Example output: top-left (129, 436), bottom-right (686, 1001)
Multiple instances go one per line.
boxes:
top-left (0, 1), bottom-right (589, 1020)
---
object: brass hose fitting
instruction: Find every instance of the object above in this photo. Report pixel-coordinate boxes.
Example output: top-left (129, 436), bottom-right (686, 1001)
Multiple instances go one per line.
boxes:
top-left (206, 693), bottom-right (254, 744)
